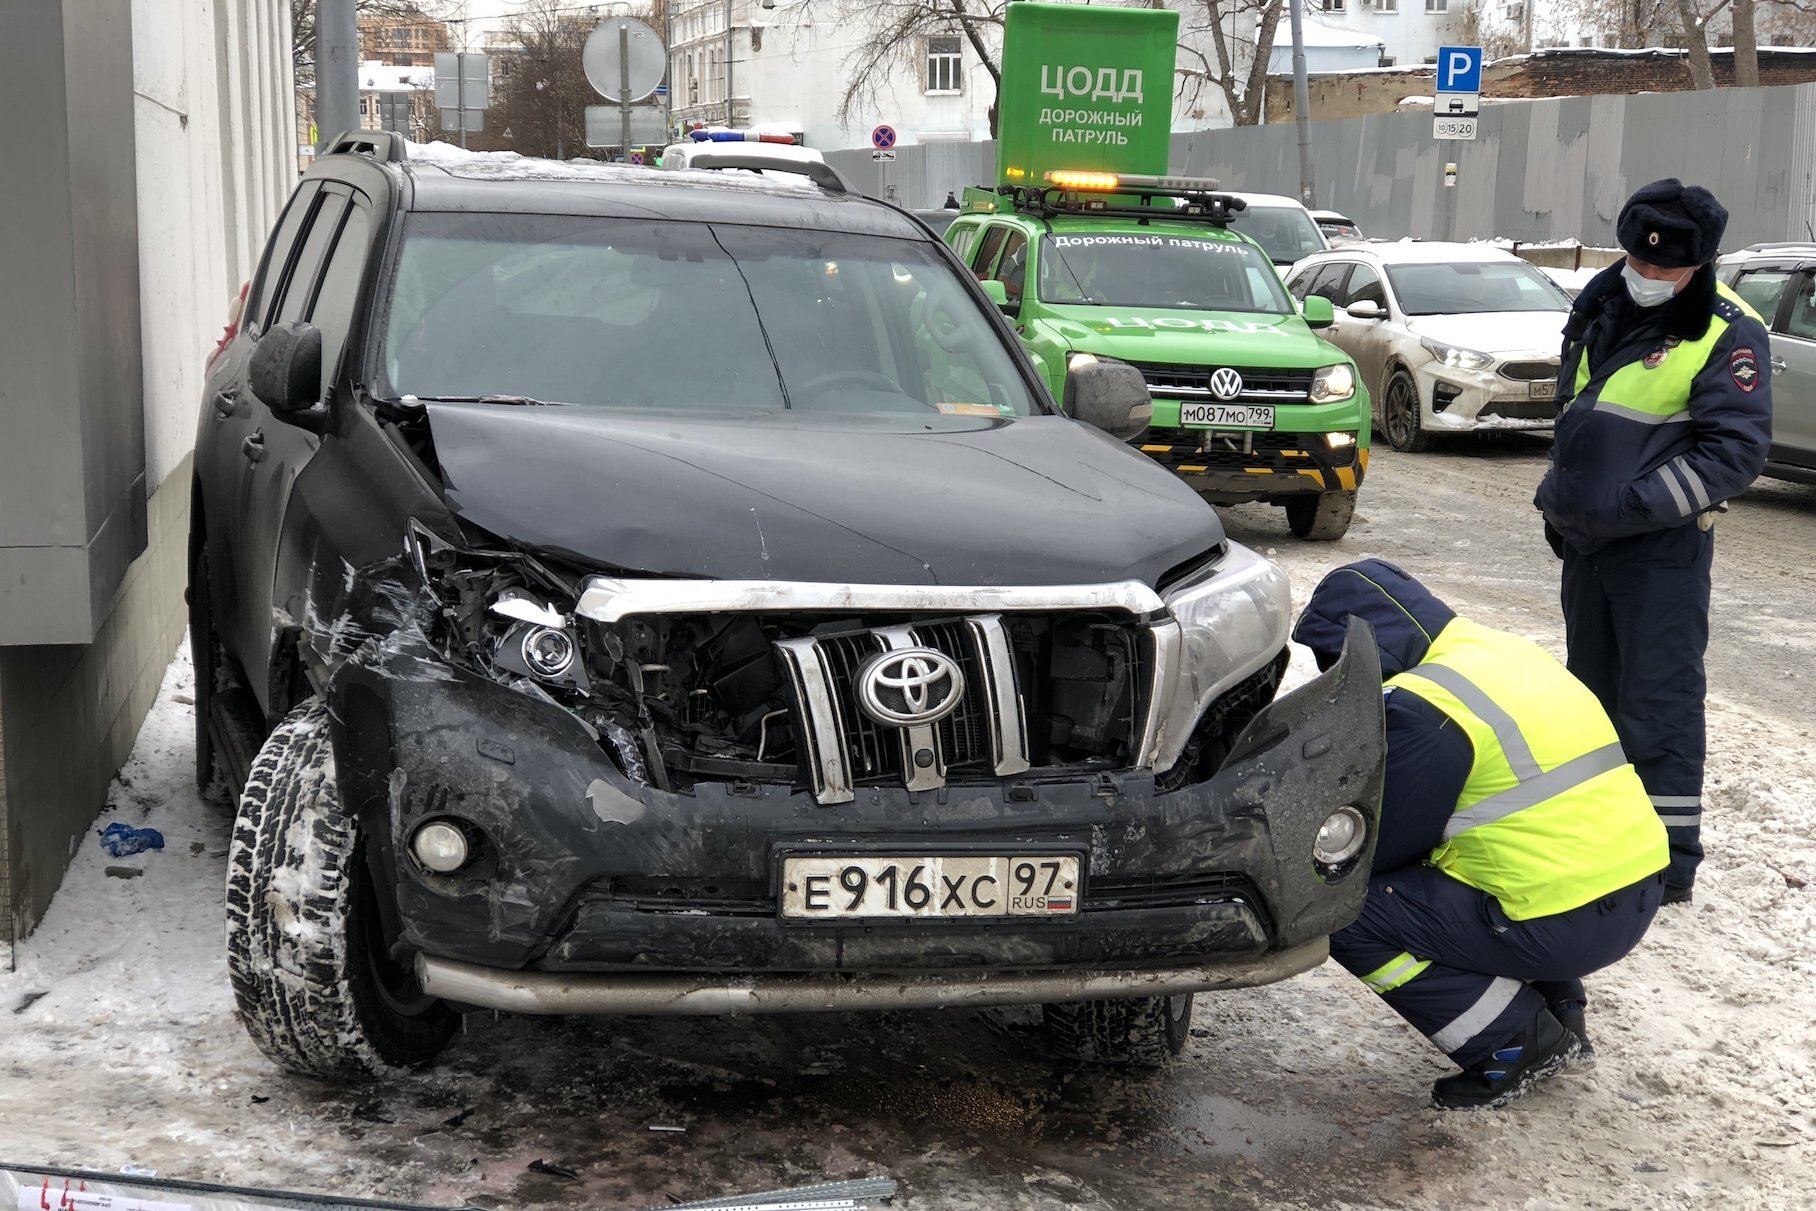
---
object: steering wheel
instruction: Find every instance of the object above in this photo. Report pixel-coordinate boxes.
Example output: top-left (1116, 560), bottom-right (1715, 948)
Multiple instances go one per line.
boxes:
top-left (792, 369), bottom-right (928, 407)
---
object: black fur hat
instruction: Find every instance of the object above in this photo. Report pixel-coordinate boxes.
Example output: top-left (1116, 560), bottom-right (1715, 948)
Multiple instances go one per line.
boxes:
top-left (1617, 178), bottom-right (1728, 269)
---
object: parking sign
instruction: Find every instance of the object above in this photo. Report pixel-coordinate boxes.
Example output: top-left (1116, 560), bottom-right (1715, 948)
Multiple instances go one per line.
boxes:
top-left (1436, 46), bottom-right (1484, 95)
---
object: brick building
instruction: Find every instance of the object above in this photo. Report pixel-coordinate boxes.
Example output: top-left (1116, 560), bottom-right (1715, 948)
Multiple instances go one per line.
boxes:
top-left (1265, 46), bottom-right (1816, 122)
top-left (359, 6), bottom-right (451, 66)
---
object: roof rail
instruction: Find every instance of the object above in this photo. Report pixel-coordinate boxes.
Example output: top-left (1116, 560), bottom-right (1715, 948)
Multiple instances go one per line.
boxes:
top-left (322, 130), bottom-right (409, 163)
top-left (682, 151), bottom-right (850, 194)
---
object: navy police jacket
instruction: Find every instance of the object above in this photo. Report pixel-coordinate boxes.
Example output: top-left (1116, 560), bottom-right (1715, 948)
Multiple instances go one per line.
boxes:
top-left (1534, 262), bottom-right (1772, 554)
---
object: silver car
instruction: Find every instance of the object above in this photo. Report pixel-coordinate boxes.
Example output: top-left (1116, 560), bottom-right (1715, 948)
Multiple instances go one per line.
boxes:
top-left (1718, 243), bottom-right (1816, 486)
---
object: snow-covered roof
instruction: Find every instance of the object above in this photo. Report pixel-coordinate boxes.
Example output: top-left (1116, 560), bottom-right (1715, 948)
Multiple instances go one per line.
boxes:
top-left (358, 61), bottom-right (433, 92)
top-left (1295, 18), bottom-right (1385, 49)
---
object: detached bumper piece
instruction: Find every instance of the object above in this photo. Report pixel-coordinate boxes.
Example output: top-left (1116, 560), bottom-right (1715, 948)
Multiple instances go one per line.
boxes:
top-left (417, 938), bottom-right (1329, 1015)
top-left (1140, 430), bottom-right (1366, 499)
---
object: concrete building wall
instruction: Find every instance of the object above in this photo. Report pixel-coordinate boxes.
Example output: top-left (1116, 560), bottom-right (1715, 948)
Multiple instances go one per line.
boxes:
top-left (0, 0), bottom-right (293, 951)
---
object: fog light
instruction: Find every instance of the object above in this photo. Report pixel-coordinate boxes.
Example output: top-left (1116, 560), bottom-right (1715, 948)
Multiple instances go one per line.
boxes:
top-left (412, 821), bottom-right (470, 874)
top-left (521, 625), bottom-right (575, 679)
top-left (1314, 806), bottom-right (1367, 865)
top-left (1325, 431), bottom-right (1356, 449)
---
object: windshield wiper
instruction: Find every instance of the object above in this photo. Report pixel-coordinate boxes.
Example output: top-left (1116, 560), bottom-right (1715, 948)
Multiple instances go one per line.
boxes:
top-left (399, 394), bottom-right (573, 407)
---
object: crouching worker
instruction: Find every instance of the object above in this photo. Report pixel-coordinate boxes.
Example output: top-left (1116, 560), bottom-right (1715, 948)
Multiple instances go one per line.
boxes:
top-left (1294, 560), bottom-right (1668, 1110)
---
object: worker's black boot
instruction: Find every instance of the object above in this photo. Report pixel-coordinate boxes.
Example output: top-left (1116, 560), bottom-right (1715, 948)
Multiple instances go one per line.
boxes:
top-left (1431, 1006), bottom-right (1581, 1111)
top-left (1534, 978), bottom-right (1594, 1067)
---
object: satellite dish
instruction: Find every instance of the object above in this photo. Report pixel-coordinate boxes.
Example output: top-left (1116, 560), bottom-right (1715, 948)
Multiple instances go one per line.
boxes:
top-left (583, 17), bottom-right (666, 104)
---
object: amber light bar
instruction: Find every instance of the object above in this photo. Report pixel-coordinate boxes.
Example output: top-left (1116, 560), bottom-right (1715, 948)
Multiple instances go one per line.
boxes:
top-left (1042, 170), bottom-right (1223, 192)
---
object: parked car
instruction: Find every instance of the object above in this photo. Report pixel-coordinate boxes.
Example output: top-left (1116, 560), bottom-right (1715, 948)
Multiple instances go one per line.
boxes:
top-left (1310, 209), bottom-right (1365, 245)
top-left (1718, 242), bottom-right (1816, 485)
top-left (1221, 192), bottom-right (1331, 267)
top-left (1285, 242), bottom-right (1573, 452)
top-left (192, 131), bottom-right (1385, 1079)
top-left (945, 175), bottom-right (1370, 540)
top-left (910, 207), bottom-right (961, 237)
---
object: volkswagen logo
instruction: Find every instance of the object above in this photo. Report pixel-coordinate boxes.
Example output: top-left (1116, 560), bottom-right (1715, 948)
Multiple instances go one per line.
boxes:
top-left (856, 647), bottom-right (966, 727)
top-left (1210, 367), bottom-right (1245, 400)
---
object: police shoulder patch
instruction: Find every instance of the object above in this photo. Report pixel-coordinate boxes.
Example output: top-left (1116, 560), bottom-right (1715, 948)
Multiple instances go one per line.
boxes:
top-left (1730, 347), bottom-right (1759, 392)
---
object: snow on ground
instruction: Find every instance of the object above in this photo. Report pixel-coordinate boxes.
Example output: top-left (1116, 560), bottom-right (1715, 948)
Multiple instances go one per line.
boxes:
top-left (2, 447), bottom-right (1815, 1209)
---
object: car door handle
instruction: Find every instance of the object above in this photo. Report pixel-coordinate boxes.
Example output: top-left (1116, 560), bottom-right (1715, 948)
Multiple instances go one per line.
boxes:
top-left (1770, 356), bottom-right (1787, 374)
top-left (212, 387), bottom-right (241, 418)
top-left (241, 430), bottom-right (267, 464)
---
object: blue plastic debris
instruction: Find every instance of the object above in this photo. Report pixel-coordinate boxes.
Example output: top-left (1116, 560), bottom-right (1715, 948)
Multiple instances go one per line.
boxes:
top-left (98, 823), bottom-right (164, 858)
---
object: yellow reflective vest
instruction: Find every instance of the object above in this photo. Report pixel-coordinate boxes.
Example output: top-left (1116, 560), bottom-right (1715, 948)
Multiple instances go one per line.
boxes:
top-left (1387, 618), bottom-right (1668, 919)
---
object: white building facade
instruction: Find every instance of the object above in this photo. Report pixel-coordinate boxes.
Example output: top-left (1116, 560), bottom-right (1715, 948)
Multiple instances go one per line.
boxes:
top-left (1313, 0), bottom-right (1471, 66)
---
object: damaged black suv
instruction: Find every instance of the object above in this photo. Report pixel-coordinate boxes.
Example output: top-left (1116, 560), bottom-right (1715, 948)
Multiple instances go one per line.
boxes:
top-left (192, 131), bottom-right (1384, 1078)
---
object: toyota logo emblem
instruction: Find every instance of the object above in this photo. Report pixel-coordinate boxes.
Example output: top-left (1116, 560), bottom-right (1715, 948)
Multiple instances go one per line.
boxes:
top-left (1210, 368), bottom-right (1245, 400)
top-left (856, 647), bottom-right (966, 727)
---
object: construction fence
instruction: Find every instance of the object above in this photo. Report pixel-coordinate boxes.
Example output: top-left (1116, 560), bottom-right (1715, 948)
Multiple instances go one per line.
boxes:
top-left (827, 81), bottom-right (1816, 250)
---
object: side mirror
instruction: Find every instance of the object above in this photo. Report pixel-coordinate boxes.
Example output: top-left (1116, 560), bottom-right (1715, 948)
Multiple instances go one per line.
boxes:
top-left (980, 278), bottom-right (1017, 316)
top-left (1301, 295), bottom-right (1336, 329)
top-left (249, 321), bottom-right (327, 427)
top-left (1064, 358), bottom-right (1152, 443)
top-left (1345, 300), bottom-right (1385, 321)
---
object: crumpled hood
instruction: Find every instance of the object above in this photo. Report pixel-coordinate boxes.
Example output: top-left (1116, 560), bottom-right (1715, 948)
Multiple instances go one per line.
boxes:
top-left (1035, 305), bottom-right (1341, 368)
top-left (1404, 311), bottom-right (1568, 359)
top-left (425, 404), bottom-right (1223, 586)
top-left (1291, 559), bottom-right (1457, 677)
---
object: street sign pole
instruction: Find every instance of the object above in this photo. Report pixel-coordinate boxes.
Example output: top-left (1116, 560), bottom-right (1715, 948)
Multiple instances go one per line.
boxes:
top-left (1287, 0), bottom-right (1315, 208)
top-left (619, 24), bottom-right (632, 162)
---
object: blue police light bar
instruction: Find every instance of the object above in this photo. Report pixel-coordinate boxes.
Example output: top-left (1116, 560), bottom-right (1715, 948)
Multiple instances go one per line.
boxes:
top-left (689, 129), bottom-right (798, 145)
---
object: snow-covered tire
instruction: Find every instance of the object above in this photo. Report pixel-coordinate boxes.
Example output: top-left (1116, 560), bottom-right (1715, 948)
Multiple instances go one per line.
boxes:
top-left (1042, 993), bottom-right (1194, 1066)
top-left (1285, 489), bottom-right (1357, 541)
top-left (226, 701), bottom-right (457, 1078)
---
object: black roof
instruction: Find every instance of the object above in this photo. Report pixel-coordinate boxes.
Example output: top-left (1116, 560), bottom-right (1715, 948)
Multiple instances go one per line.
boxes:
top-left (387, 156), bottom-right (927, 240)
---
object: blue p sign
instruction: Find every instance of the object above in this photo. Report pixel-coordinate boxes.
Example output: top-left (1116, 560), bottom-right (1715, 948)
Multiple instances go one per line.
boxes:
top-left (1437, 46), bottom-right (1484, 94)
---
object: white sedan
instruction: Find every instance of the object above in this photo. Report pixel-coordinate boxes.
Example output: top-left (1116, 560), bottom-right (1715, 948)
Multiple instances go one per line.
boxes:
top-left (1284, 242), bottom-right (1573, 451)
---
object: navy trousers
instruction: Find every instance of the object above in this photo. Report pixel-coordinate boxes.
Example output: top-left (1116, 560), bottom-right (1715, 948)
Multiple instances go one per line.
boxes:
top-left (1330, 866), bottom-right (1664, 1067)
top-left (1561, 523), bottom-right (1713, 890)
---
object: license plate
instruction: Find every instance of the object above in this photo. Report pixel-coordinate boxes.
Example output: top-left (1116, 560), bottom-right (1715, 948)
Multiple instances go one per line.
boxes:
top-left (1179, 403), bottom-right (1274, 430)
top-left (780, 855), bottom-right (1081, 920)
top-left (1529, 380), bottom-right (1557, 399)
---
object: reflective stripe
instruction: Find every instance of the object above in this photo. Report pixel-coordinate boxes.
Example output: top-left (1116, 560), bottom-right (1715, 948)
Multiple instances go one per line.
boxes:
top-left (1650, 795), bottom-right (1701, 807)
top-left (1431, 977), bottom-right (1524, 1054)
top-left (1658, 464), bottom-right (1694, 518)
top-left (1662, 813), bottom-right (1703, 827)
top-left (1673, 456), bottom-right (1711, 512)
top-left (1443, 743), bottom-right (1629, 840)
top-left (1361, 952), bottom-right (1431, 995)
top-left (1594, 400), bottom-right (1692, 425)
top-left (1403, 665), bottom-right (1540, 780)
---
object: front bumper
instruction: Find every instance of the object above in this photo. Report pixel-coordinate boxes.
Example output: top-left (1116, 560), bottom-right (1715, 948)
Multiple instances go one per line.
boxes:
top-left (1140, 431), bottom-right (1367, 503)
top-left (328, 620), bottom-right (1384, 1015)
top-left (1419, 364), bottom-right (1559, 431)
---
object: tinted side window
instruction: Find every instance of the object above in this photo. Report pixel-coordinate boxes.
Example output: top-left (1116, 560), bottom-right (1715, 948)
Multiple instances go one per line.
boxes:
top-left (1733, 269), bottom-right (1794, 328)
top-left (1785, 272), bottom-right (1816, 341)
top-left (307, 201), bottom-right (374, 396)
top-left (971, 225), bottom-right (1010, 279)
top-left (246, 182), bottom-right (321, 333)
top-left (273, 192), bottom-right (351, 325)
top-left (1342, 264), bottom-right (1385, 308)
top-left (1307, 263), bottom-right (1352, 303)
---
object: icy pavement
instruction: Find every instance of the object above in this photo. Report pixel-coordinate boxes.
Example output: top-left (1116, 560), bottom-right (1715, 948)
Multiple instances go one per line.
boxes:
top-left (2, 444), bottom-right (1815, 1210)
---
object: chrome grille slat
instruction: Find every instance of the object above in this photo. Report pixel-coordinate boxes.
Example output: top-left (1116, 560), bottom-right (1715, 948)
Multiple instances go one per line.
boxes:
top-left (774, 637), bottom-right (854, 805)
top-left (873, 625), bottom-right (947, 792)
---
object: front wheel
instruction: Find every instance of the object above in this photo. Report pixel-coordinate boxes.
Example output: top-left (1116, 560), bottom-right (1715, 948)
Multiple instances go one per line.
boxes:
top-left (226, 701), bottom-right (458, 1078)
top-left (1042, 993), bottom-right (1194, 1066)
top-left (1285, 490), bottom-right (1357, 541)
top-left (1382, 370), bottom-right (1433, 453)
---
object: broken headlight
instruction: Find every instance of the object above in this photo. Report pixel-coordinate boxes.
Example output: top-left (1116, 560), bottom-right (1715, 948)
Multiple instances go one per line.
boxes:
top-left (1148, 542), bottom-right (1292, 776)
top-left (404, 520), bottom-right (592, 696)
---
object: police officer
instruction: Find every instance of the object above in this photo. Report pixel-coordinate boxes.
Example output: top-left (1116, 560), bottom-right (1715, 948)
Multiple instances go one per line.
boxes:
top-left (1294, 560), bottom-right (1668, 1110)
top-left (943, 190), bottom-right (961, 210)
top-left (1535, 180), bottom-right (1773, 905)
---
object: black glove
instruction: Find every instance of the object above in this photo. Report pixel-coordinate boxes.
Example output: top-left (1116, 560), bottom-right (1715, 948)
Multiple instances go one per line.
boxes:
top-left (1543, 519), bottom-right (1566, 560)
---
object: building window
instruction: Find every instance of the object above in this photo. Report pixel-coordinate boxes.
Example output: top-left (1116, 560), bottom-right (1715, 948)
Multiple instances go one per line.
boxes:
top-left (927, 36), bottom-right (962, 93)
top-left (1322, 0), bottom-right (1345, 12)
top-left (1425, 0), bottom-right (1447, 10)
top-left (1376, 0), bottom-right (1398, 11)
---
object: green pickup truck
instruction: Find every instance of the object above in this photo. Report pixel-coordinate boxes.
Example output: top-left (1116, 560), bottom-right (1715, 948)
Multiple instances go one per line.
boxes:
top-left (944, 174), bottom-right (1371, 540)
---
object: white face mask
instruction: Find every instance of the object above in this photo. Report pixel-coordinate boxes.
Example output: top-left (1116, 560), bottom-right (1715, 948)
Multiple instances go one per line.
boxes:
top-left (1622, 261), bottom-right (1689, 308)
